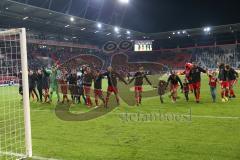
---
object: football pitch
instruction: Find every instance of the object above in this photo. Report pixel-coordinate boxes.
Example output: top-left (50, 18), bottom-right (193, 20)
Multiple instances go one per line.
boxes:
top-left (1, 75), bottom-right (240, 160)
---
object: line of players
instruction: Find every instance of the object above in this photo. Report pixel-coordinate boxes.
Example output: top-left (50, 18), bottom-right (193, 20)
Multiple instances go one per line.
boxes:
top-left (166, 62), bottom-right (238, 103)
top-left (19, 62), bottom-right (238, 107)
top-left (20, 66), bottom-right (128, 108)
top-left (20, 65), bottom-right (156, 107)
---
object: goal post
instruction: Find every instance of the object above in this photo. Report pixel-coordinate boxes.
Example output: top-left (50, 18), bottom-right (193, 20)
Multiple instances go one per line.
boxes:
top-left (20, 28), bottom-right (32, 158)
top-left (0, 28), bottom-right (32, 159)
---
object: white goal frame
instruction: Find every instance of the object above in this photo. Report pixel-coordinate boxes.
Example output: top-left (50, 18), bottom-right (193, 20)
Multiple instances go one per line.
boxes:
top-left (0, 28), bottom-right (32, 158)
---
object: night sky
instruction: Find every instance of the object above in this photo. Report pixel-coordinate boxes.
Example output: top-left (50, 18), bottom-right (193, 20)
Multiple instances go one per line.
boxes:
top-left (123, 0), bottom-right (240, 33)
top-left (14, 0), bottom-right (240, 33)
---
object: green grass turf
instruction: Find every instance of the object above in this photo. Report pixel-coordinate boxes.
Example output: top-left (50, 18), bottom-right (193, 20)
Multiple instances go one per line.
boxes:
top-left (1, 75), bottom-right (240, 160)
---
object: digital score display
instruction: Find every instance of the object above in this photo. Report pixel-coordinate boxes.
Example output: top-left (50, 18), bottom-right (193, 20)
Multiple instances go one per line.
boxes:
top-left (134, 40), bottom-right (153, 52)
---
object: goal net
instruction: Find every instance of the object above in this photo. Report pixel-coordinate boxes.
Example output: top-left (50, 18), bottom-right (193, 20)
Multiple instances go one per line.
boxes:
top-left (0, 28), bottom-right (32, 159)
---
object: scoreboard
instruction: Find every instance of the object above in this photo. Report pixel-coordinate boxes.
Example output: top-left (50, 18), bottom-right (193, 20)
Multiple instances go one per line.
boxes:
top-left (134, 40), bottom-right (153, 52)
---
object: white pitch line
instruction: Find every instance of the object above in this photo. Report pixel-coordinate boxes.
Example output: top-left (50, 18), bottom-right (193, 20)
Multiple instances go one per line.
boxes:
top-left (191, 115), bottom-right (240, 119)
top-left (32, 155), bottom-right (60, 160)
top-left (0, 151), bottom-right (60, 160)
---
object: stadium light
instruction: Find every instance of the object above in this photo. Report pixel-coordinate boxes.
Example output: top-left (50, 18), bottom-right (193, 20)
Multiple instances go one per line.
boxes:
top-left (70, 17), bottom-right (75, 22)
top-left (126, 30), bottom-right (131, 35)
top-left (114, 27), bottom-right (120, 33)
top-left (23, 17), bottom-right (29, 20)
top-left (97, 23), bottom-right (102, 29)
top-left (182, 30), bottom-right (186, 34)
top-left (173, 32), bottom-right (175, 35)
top-left (204, 27), bottom-right (211, 32)
top-left (177, 31), bottom-right (181, 35)
top-left (118, 0), bottom-right (129, 4)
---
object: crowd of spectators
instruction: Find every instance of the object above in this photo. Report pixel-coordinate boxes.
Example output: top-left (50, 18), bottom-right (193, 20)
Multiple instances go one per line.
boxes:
top-left (1, 43), bottom-right (240, 82)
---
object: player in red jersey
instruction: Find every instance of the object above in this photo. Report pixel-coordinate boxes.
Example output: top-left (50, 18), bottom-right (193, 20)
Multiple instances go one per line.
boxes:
top-left (167, 71), bottom-right (183, 103)
top-left (225, 65), bottom-right (238, 98)
top-left (59, 68), bottom-right (69, 104)
top-left (102, 66), bottom-right (128, 108)
top-left (189, 63), bottom-right (207, 103)
top-left (128, 67), bottom-right (153, 106)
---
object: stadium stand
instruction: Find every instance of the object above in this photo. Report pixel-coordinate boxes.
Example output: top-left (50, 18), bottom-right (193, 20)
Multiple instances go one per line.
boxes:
top-left (24, 43), bottom-right (240, 71)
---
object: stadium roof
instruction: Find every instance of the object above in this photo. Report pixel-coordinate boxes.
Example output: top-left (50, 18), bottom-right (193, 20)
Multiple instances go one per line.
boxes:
top-left (0, 0), bottom-right (145, 42)
top-left (0, 0), bottom-right (240, 45)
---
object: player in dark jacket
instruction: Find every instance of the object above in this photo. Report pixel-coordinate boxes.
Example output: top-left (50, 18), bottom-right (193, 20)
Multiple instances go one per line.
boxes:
top-left (218, 63), bottom-right (230, 102)
top-left (76, 75), bottom-right (86, 104)
top-left (226, 65), bottom-right (238, 98)
top-left (128, 67), bottom-right (152, 106)
top-left (36, 69), bottom-right (43, 102)
top-left (93, 70), bottom-right (105, 108)
top-left (29, 70), bottom-right (39, 101)
top-left (167, 71), bottom-right (183, 103)
top-left (182, 79), bottom-right (190, 102)
top-left (68, 72), bottom-right (78, 102)
top-left (102, 66), bottom-right (128, 108)
top-left (189, 63), bottom-right (207, 103)
top-left (83, 67), bottom-right (95, 107)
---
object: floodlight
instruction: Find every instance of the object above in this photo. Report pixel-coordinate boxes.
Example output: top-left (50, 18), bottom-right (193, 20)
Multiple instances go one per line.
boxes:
top-left (70, 17), bottom-right (75, 22)
top-left (97, 23), bottom-right (102, 29)
top-left (114, 27), bottom-right (120, 33)
top-left (204, 27), bottom-right (211, 32)
top-left (118, 0), bottom-right (129, 4)
top-left (23, 17), bottom-right (29, 20)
